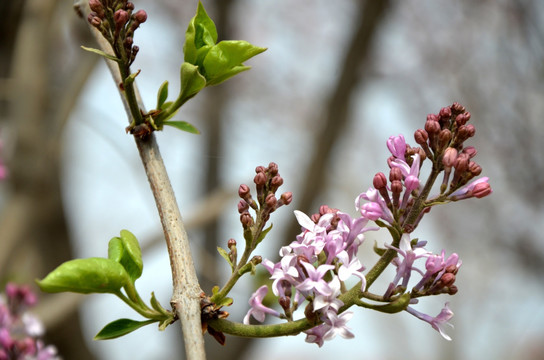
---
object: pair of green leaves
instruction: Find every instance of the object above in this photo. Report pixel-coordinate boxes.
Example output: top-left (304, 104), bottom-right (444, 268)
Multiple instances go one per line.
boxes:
top-left (153, 1), bottom-right (266, 131)
top-left (37, 230), bottom-right (142, 295)
top-left (37, 230), bottom-right (172, 340)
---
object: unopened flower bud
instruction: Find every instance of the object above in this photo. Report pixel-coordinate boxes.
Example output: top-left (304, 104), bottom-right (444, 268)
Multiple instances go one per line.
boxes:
top-left (389, 167), bottom-right (402, 182)
top-left (454, 153), bottom-right (469, 172)
top-left (279, 192), bottom-right (292, 206)
top-left (279, 297), bottom-right (291, 312)
top-left (240, 212), bottom-right (253, 228)
top-left (473, 181), bottom-right (492, 198)
top-left (414, 129), bottom-right (428, 145)
top-left (373, 172), bottom-right (387, 189)
top-left (451, 102), bottom-right (465, 115)
top-left (114, 9), bottom-right (130, 28)
top-left (440, 272), bottom-right (456, 287)
top-left (251, 255), bottom-right (262, 265)
top-left (237, 200), bottom-right (249, 213)
top-left (238, 184), bottom-right (250, 199)
top-left (267, 162), bottom-right (278, 175)
top-left (255, 166), bottom-right (266, 174)
top-left (439, 106), bottom-right (452, 122)
top-left (462, 146), bottom-right (477, 158)
top-left (227, 238), bottom-right (236, 249)
top-left (133, 9), bottom-right (147, 24)
top-left (89, 0), bottom-right (104, 18)
top-left (126, 2), bottom-right (135, 10)
top-left (438, 129), bottom-right (452, 149)
top-left (270, 175), bottom-right (283, 189)
top-left (425, 118), bottom-right (440, 134)
top-left (88, 13), bottom-right (102, 27)
top-left (468, 161), bottom-right (482, 176)
top-left (253, 172), bottom-right (267, 186)
top-left (442, 147), bottom-right (458, 168)
top-left (265, 193), bottom-right (277, 209)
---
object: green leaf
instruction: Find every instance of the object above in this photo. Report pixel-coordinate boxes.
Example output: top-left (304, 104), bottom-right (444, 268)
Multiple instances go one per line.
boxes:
top-left (184, 1), bottom-right (218, 65)
top-left (373, 240), bottom-right (387, 256)
top-left (203, 41), bottom-right (267, 86)
top-left (156, 81), bottom-right (169, 109)
top-left (150, 292), bottom-right (171, 317)
top-left (217, 247), bottom-right (234, 271)
top-left (108, 230), bottom-right (143, 283)
top-left (179, 62), bottom-right (207, 104)
top-left (37, 258), bottom-right (130, 294)
top-left (255, 224), bottom-right (273, 246)
top-left (163, 121), bottom-right (200, 134)
top-left (94, 318), bottom-right (156, 340)
top-left (81, 46), bottom-right (121, 62)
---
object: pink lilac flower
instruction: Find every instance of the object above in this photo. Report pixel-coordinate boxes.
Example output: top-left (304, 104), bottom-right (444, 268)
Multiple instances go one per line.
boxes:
top-left (304, 323), bottom-right (328, 347)
top-left (356, 188), bottom-right (394, 223)
top-left (243, 285), bottom-right (280, 324)
top-left (336, 252), bottom-right (366, 291)
top-left (296, 262), bottom-right (335, 297)
top-left (322, 311), bottom-right (355, 340)
top-left (312, 276), bottom-right (343, 313)
top-left (406, 302), bottom-right (454, 340)
top-left (385, 234), bottom-right (431, 293)
top-left (387, 134), bottom-right (407, 159)
top-left (449, 176), bottom-right (492, 200)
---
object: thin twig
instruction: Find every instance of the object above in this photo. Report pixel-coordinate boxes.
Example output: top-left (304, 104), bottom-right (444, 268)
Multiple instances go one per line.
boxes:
top-left (78, 3), bottom-right (205, 359)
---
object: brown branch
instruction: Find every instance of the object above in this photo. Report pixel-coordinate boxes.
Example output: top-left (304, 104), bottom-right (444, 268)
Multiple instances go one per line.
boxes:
top-left (78, 3), bottom-right (205, 359)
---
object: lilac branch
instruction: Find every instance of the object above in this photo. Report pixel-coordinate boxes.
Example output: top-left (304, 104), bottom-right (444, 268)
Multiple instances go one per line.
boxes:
top-left (80, 4), bottom-right (205, 359)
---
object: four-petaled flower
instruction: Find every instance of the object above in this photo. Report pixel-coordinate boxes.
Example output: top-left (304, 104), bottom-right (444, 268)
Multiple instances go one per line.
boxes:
top-left (243, 285), bottom-right (280, 324)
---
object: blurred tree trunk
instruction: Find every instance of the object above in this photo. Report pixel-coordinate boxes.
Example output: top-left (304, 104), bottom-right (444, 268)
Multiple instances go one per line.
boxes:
top-left (282, 0), bottom-right (392, 244)
top-left (0, 0), bottom-right (96, 358)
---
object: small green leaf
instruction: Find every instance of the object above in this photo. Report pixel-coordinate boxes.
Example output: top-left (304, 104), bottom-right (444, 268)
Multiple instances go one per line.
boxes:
top-left (217, 296), bottom-right (233, 308)
top-left (156, 81), bottom-right (169, 109)
top-left (202, 41), bottom-right (267, 86)
top-left (255, 224), bottom-right (273, 246)
top-left (179, 62), bottom-right (207, 104)
top-left (217, 247), bottom-right (234, 271)
top-left (150, 292), bottom-right (171, 317)
top-left (163, 121), bottom-right (200, 134)
top-left (94, 318), bottom-right (156, 340)
top-left (355, 293), bottom-right (411, 314)
top-left (108, 230), bottom-right (143, 283)
top-left (81, 46), bottom-right (121, 62)
top-left (184, 1), bottom-right (218, 65)
top-left (373, 240), bottom-right (387, 256)
top-left (37, 258), bottom-right (130, 294)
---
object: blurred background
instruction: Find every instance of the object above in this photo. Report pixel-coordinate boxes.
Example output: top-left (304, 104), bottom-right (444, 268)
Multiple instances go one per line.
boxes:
top-left (1, 0), bottom-right (544, 359)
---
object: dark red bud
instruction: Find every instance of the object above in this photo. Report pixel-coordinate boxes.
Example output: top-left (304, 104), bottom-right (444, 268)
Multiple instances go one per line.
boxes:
top-left (238, 184), bottom-right (250, 198)
top-left (425, 118), bottom-right (440, 134)
top-left (280, 192), bottom-right (293, 205)
top-left (468, 161), bottom-right (482, 176)
top-left (389, 167), bottom-right (402, 182)
top-left (254, 172), bottom-right (267, 186)
top-left (265, 193), bottom-right (277, 209)
top-left (373, 172), bottom-right (387, 189)
top-left (255, 166), bottom-right (266, 174)
top-left (439, 106), bottom-right (452, 120)
top-left (133, 9), bottom-right (147, 23)
top-left (438, 129), bottom-right (452, 148)
top-left (240, 212), bottom-right (253, 228)
top-left (227, 238), bottom-right (237, 249)
top-left (114, 9), bottom-right (130, 27)
top-left (391, 180), bottom-right (403, 194)
top-left (271, 175), bottom-right (283, 188)
top-left (440, 273), bottom-right (456, 287)
top-left (267, 162), bottom-right (278, 175)
top-left (462, 146), bottom-right (477, 158)
top-left (237, 200), bottom-right (249, 213)
top-left (473, 182), bottom-right (492, 198)
top-left (414, 129), bottom-right (428, 145)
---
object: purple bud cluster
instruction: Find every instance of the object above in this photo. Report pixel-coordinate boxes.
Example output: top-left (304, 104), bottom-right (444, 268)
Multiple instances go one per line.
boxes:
top-left (0, 283), bottom-right (59, 359)
top-left (237, 163), bottom-right (292, 231)
top-left (356, 102), bottom-right (492, 231)
top-left (244, 206), bottom-right (378, 347)
top-left (87, 0), bottom-right (147, 65)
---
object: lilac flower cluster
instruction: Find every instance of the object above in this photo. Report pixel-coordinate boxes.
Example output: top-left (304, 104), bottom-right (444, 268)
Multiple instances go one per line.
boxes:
top-left (244, 205), bottom-right (377, 346)
top-left (242, 103), bottom-right (491, 345)
top-left (0, 283), bottom-right (59, 360)
top-left (357, 102), bottom-right (491, 231)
